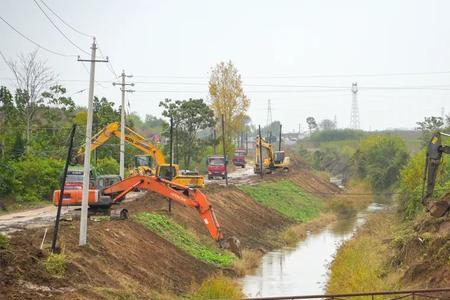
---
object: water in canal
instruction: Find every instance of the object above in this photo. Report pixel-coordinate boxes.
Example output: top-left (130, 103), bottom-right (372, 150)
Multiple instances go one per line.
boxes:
top-left (240, 203), bottom-right (383, 298)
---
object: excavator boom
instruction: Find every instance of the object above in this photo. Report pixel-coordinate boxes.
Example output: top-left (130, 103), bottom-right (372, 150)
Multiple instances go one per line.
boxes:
top-left (103, 175), bottom-right (240, 256)
top-left (423, 131), bottom-right (450, 217)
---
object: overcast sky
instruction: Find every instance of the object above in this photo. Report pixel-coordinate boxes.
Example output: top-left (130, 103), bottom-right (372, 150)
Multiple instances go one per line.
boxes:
top-left (1, 0), bottom-right (450, 132)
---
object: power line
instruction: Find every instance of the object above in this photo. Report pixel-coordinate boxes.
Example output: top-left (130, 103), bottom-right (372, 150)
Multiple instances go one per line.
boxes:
top-left (0, 15), bottom-right (76, 57)
top-left (32, 0), bottom-right (90, 55)
top-left (38, 0), bottom-right (93, 38)
top-left (134, 71), bottom-right (450, 79)
top-left (97, 46), bottom-right (119, 79)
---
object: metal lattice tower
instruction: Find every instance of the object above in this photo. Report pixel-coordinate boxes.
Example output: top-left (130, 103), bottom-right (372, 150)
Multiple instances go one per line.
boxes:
top-left (350, 82), bottom-right (360, 129)
top-left (266, 99), bottom-right (273, 139)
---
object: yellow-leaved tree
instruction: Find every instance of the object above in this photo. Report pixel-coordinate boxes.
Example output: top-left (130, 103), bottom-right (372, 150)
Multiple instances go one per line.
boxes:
top-left (208, 61), bottom-right (250, 154)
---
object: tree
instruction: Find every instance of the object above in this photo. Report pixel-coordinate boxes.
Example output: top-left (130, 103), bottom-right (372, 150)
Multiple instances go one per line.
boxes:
top-left (353, 135), bottom-right (409, 190)
top-left (416, 116), bottom-right (447, 146)
top-left (319, 119), bottom-right (336, 130)
top-left (159, 98), bottom-right (215, 168)
top-left (306, 117), bottom-right (318, 134)
top-left (7, 50), bottom-right (55, 145)
top-left (209, 61), bottom-right (250, 147)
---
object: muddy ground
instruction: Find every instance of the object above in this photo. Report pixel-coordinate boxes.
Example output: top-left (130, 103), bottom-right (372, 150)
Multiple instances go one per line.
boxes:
top-left (0, 170), bottom-right (339, 299)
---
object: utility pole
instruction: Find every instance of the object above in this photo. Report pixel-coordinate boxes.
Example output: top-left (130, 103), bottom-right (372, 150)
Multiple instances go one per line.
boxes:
top-left (258, 125), bottom-right (263, 178)
top-left (221, 114), bottom-right (228, 186)
top-left (213, 128), bottom-right (217, 155)
top-left (113, 71), bottom-right (134, 179)
top-left (77, 38), bottom-right (108, 246)
top-left (278, 123), bottom-right (282, 151)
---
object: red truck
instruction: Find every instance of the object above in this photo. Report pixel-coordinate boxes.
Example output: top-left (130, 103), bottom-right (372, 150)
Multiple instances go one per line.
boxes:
top-left (207, 155), bottom-right (226, 180)
top-left (232, 149), bottom-right (246, 168)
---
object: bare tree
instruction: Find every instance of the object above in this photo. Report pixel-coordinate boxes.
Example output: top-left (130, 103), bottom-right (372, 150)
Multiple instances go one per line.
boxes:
top-left (7, 50), bottom-right (55, 145)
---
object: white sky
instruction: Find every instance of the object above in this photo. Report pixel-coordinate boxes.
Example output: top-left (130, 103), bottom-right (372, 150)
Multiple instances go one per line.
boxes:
top-left (1, 0), bottom-right (450, 132)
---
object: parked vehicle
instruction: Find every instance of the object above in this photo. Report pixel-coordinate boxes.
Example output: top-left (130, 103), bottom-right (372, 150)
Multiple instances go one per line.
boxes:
top-left (232, 148), bottom-right (246, 168)
top-left (207, 155), bottom-right (226, 179)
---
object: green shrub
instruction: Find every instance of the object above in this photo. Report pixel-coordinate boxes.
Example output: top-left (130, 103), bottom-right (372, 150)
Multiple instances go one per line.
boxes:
top-left (95, 156), bottom-right (120, 175)
top-left (189, 276), bottom-right (243, 299)
top-left (136, 213), bottom-right (234, 267)
top-left (353, 134), bottom-right (409, 191)
top-left (0, 233), bottom-right (9, 249)
top-left (398, 149), bottom-right (450, 219)
top-left (240, 180), bottom-right (324, 222)
top-left (10, 156), bottom-right (64, 202)
top-left (45, 253), bottom-right (66, 276)
top-left (0, 162), bottom-right (14, 196)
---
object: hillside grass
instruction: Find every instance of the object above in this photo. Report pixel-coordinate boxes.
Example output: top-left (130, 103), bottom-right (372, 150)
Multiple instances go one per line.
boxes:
top-left (135, 212), bottom-right (234, 267)
top-left (239, 180), bottom-right (324, 222)
top-left (327, 212), bottom-right (400, 293)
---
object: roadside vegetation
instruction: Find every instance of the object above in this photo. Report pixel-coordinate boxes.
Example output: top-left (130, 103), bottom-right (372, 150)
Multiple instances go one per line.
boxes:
top-left (327, 212), bottom-right (400, 293)
top-left (135, 212), bottom-right (234, 267)
top-left (240, 180), bottom-right (324, 222)
top-left (187, 276), bottom-right (244, 300)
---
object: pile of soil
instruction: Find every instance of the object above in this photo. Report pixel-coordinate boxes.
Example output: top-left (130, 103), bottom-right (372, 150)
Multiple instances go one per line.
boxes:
top-left (393, 206), bottom-right (450, 288)
top-left (0, 169), bottom-right (339, 299)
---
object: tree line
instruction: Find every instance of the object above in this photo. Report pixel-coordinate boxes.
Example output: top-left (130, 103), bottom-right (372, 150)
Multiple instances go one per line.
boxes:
top-left (0, 52), bottom-right (251, 209)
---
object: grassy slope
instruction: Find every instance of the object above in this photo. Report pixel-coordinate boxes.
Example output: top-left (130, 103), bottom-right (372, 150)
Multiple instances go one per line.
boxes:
top-left (135, 212), bottom-right (234, 267)
top-left (327, 211), bottom-right (400, 293)
top-left (239, 180), bottom-right (324, 222)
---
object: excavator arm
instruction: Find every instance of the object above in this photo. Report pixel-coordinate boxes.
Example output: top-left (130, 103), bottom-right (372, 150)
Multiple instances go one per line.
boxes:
top-left (75, 122), bottom-right (166, 165)
top-left (423, 131), bottom-right (450, 217)
top-left (102, 175), bottom-right (241, 257)
top-left (255, 136), bottom-right (274, 167)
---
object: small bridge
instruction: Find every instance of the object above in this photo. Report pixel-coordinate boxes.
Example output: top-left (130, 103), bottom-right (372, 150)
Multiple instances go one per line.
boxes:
top-left (243, 288), bottom-right (450, 300)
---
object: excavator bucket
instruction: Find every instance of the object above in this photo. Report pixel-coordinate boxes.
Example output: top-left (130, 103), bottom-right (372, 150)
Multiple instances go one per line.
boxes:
top-left (221, 236), bottom-right (242, 258)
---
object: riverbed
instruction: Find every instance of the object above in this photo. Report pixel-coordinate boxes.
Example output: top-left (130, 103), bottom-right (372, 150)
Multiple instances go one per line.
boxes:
top-left (240, 203), bottom-right (383, 298)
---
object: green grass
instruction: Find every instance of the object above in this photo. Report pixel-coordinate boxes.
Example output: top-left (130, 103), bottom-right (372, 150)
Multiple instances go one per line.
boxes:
top-left (0, 233), bottom-right (9, 249)
top-left (44, 253), bottom-right (66, 277)
top-left (239, 180), bottom-right (324, 222)
top-left (135, 212), bottom-right (234, 267)
top-left (188, 276), bottom-right (244, 299)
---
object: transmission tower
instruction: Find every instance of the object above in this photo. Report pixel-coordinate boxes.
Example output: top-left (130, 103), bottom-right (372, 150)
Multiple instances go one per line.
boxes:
top-left (266, 99), bottom-right (273, 140)
top-left (350, 82), bottom-right (360, 129)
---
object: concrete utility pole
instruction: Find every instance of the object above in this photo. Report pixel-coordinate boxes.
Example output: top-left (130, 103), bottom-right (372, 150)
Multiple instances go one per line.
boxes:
top-left (113, 71), bottom-right (134, 179)
top-left (77, 38), bottom-right (108, 246)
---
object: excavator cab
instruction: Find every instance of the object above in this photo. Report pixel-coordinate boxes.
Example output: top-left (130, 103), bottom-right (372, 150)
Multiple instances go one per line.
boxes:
top-left (132, 155), bottom-right (154, 176)
top-left (274, 151), bottom-right (285, 164)
top-left (158, 165), bottom-right (177, 181)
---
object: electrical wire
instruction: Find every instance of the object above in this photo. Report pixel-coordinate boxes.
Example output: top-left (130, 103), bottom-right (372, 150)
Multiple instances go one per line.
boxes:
top-left (32, 0), bottom-right (90, 55)
top-left (134, 71), bottom-right (450, 79)
top-left (97, 46), bottom-right (119, 79)
top-left (38, 0), bottom-right (93, 38)
top-left (0, 15), bottom-right (76, 57)
top-left (80, 62), bottom-right (108, 89)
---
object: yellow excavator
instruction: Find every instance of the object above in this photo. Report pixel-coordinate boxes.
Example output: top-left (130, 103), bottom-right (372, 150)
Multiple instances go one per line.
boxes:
top-left (254, 135), bottom-right (290, 174)
top-left (75, 122), bottom-right (205, 187)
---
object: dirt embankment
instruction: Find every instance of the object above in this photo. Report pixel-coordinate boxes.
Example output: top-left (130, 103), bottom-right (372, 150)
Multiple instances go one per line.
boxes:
top-left (392, 199), bottom-right (450, 289)
top-left (0, 170), bottom-right (338, 299)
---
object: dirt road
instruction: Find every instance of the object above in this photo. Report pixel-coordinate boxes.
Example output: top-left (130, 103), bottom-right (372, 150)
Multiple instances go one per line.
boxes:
top-left (0, 191), bottom-right (146, 234)
top-left (0, 165), bottom-right (256, 234)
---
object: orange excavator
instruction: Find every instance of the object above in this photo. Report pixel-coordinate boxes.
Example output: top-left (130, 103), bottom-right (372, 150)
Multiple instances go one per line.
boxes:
top-left (53, 173), bottom-right (241, 257)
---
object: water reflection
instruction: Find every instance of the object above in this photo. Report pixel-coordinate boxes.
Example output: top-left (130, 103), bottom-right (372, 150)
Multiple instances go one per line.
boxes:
top-left (240, 203), bottom-right (383, 298)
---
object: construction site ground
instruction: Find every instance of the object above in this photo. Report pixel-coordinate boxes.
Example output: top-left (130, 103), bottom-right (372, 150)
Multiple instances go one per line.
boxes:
top-left (0, 166), bottom-right (341, 299)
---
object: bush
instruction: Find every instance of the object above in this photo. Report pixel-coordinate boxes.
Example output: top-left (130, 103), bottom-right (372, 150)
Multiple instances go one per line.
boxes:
top-left (11, 156), bottom-right (64, 202)
top-left (0, 233), bottom-right (9, 249)
top-left (353, 135), bottom-right (409, 191)
top-left (189, 276), bottom-right (243, 299)
top-left (0, 162), bottom-right (14, 196)
top-left (45, 253), bottom-right (66, 276)
top-left (95, 156), bottom-right (119, 175)
top-left (398, 150), bottom-right (450, 219)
